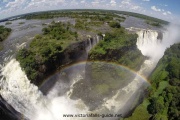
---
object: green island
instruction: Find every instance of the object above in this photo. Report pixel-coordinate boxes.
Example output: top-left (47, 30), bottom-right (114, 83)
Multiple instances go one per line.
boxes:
top-left (88, 27), bottom-right (145, 71)
top-left (19, 22), bottom-right (25, 25)
top-left (0, 25), bottom-right (11, 50)
top-left (124, 43), bottom-right (180, 120)
top-left (16, 21), bottom-right (77, 85)
top-left (5, 21), bottom-right (12, 25)
top-left (146, 20), bottom-right (162, 27)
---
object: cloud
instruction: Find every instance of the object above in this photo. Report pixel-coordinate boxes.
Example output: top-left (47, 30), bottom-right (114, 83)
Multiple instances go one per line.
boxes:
top-left (24, 0), bottom-right (65, 10)
top-left (121, 0), bottom-right (131, 5)
top-left (142, 0), bottom-right (150, 2)
top-left (120, 0), bottom-right (142, 11)
top-left (163, 12), bottom-right (167, 16)
top-left (110, 0), bottom-right (116, 6)
top-left (151, 6), bottom-right (161, 12)
top-left (92, 0), bottom-right (99, 5)
top-left (163, 11), bottom-right (172, 16)
top-left (80, 0), bottom-right (85, 4)
top-left (6, 0), bottom-right (26, 8)
top-left (131, 5), bottom-right (141, 10)
top-left (167, 11), bottom-right (171, 14)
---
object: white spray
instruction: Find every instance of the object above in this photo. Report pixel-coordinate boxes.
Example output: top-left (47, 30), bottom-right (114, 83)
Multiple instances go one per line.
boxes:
top-left (137, 24), bottom-right (180, 62)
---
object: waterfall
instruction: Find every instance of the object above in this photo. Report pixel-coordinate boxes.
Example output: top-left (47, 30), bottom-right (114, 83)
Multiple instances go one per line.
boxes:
top-left (136, 25), bottom-right (180, 62)
top-left (136, 30), bottom-right (162, 61)
top-left (86, 35), bottom-right (101, 52)
top-left (88, 38), bottom-right (92, 51)
top-left (0, 59), bottom-right (89, 120)
top-left (0, 59), bottom-right (53, 119)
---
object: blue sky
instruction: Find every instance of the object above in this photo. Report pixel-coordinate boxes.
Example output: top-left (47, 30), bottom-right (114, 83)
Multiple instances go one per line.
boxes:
top-left (0, 0), bottom-right (180, 23)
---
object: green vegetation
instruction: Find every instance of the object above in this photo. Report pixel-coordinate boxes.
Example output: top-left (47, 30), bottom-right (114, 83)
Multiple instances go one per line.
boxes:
top-left (0, 25), bottom-right (11, 50)
top-left (147, 43), bottom-right (180, 120)
top-left (125, 43), bottom-right (180, 120)
top-left (23, 10), bottom-right (125, 23)
top-left (42, 21), bottom-right (77, 46)
top-left (23, 11), bottom-right (125, 33)
top-left (123, 99), bottom-right (151, 120)
top-left (16, 22), bottom-right (77, 84)
top-left (89, 27), bottom-right (145, 71)
top-left (108, 21), bottom-right (121, 28)
top-left (110, 10), bottom-right (169, 25)
top-left (19, 22), bottom-right (25, 24)
top-left (5, 21), bottom-right (12, 25)
top-left (146, 20), bottom-right (162, 27)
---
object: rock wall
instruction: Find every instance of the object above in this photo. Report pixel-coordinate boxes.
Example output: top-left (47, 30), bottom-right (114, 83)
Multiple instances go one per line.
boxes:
top-left (34, 35), bottom-right (102, 86)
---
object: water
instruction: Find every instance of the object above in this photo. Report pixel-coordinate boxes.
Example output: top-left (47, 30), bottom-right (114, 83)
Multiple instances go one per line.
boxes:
top-left (121, 16), bottom-right (164, 31)
top-left (0, 17), bottom-right (75, 63)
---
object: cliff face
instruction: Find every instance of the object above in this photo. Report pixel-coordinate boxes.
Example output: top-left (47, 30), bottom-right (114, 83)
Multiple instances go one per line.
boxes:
top-left (33, 36), bottom-right (102, 86)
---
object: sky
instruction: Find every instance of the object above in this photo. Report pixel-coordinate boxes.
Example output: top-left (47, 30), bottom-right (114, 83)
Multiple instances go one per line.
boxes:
top-left (0, 0), bottom-right (180, 24)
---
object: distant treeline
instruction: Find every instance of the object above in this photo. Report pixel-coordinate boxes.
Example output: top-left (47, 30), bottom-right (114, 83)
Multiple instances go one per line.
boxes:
top-left (111, 10), bottom-right (169, 25)
top-left (0, 9), bottom-right (168, 25)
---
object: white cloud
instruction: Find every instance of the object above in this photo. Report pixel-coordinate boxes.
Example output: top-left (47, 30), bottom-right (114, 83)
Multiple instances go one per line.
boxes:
top-left (121, 0), bottom-right (131, 5)
top-left (151, 6), bottom-right (161, 12)
top-left (167, 11), bottom-right (171, 15)
top-left (150, 5), bottom-right (172, 17)
top-left (119, 0), bottom-right (143, 12)
top-left (163, 12), bottom-right (167, 16)
top-left (110, 0), bottom-right (116, 6)
top-left (92, 0), bottom-right (99, 5)
top-left (162, 11), bottom-right (171, 16)
top-left (131, 5), bottom-right (141, 10)
top-left (24, 0), bottom-right (65, 10)
top-left (6, 0), bottom-right (26, 8)
top-left (80, 0), bottom-right (85, 4)
top-left (142, 0), bottom-right (150, 2)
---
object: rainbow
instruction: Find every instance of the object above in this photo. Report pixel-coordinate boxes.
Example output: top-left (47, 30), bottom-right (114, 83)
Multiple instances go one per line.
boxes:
top-left (40, 60), bottom-right (151, 87)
